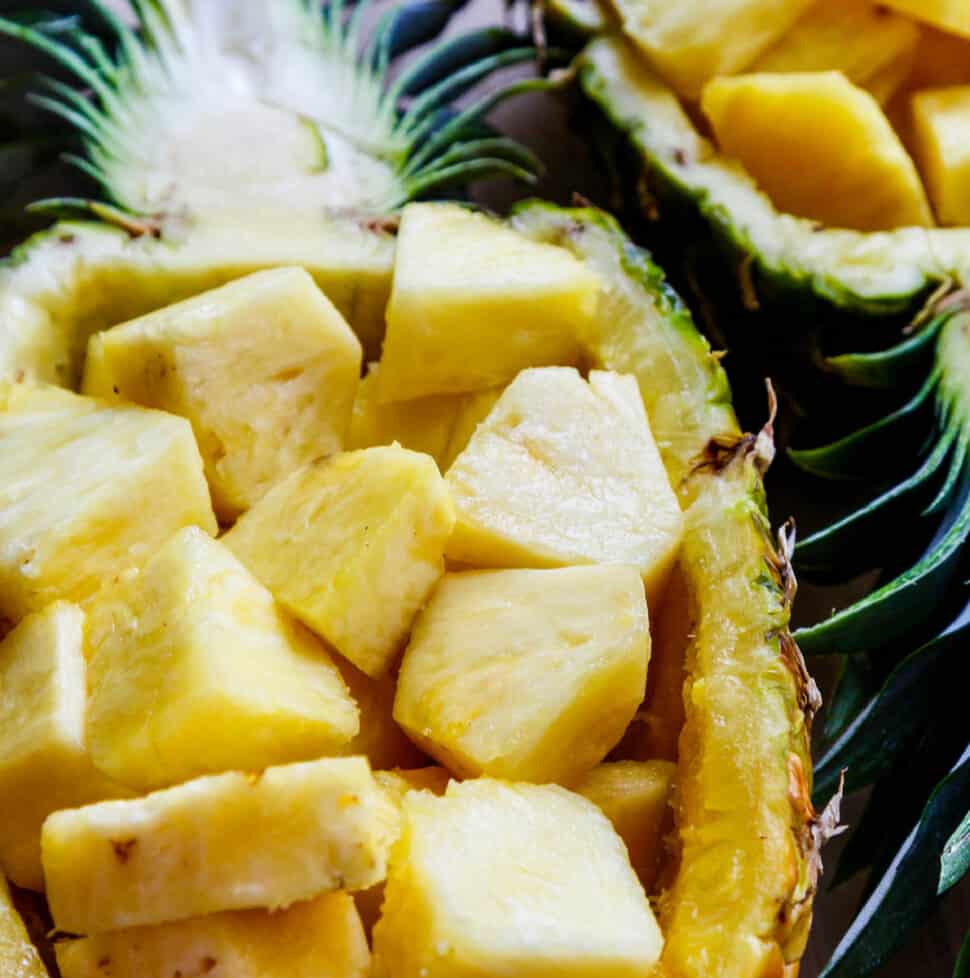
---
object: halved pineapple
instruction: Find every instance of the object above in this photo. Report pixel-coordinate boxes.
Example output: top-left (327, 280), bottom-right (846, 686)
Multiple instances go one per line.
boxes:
top-left (223, 446), bottom-right (455, 678)
top-left (55, 892), bottom-right (370, 978)
top-left (911, 86), bottom-right (970, 225)
top-left (445, 367), bottom-right (683, 610)
top-left (86, 526), bottom-right (358, 791)
top-left (881, 0), bottom-right (970, 39)
top-left (377, 203), bottom-right (599, 402)
top-left (0, 876), bottom-right (47, 978)
top-left (0, 387), bottom-right (216, 622)
top-left (372, 779), bottom-right (663, 978)
top-left (42, 756), bottom-right (398, 934)
top-left (83, 267), bottom-right (363, 522)
top-left (394, 566), bottom-right (649, 783)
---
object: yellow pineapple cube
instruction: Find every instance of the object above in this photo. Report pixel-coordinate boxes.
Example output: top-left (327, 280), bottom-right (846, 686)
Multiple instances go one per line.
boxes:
top-left (0, 388), bottom-right (216, 622)
top-left (395, 565), bottom-right (649, 784)
top-left (881, 0), bottom-right (970, 40)
top-left (378, 204), bottom-right (599, 402)
top-left (86, 526), bottom-right (358, 790)
top-left (445, 368), bottom-right (683, 610)
top-left (372, 779), bottom-right (663, 978)
top-left (911, 86), bottom-right (970, 225)
top-left (42, 756), bottom-right (399, 934)
top-left (0, 602), bottom-right (128, 892)
top-left (83, 268), bottom-right (362, 522)
top-left (0, 876), bottom-right (48, 978)
top-left (56, 892), bottom-right (370, 978)
top-left (574, 760), bottom-right (676, 893)
top-left (224, 447), bottom-right (455, 678)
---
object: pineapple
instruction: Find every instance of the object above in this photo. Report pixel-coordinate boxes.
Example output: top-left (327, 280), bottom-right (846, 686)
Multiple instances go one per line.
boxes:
top-left (911, 87), bottom-right (970, 225)
top-left (377, 203), bottom-right (599, 402)
top-left (372, 779), bottom-right (664, 978)
top-left (55, 892), bottom-right (370, 978)
top-left (445, 367), bottom-right (684, 610)
top-left (223, 447), bottom-right (455, 678)
top-left (83, 268), bottom-right (363, 522)
top-left (0, 876), bottom-right (47, 978)
top-left (701, 71), bottom-right (934, 230)
top-left (42, 756), bottom-right (398, 934)
top-left (573, 760), bottom-right (676, 893)
top-left (0, 387), bottom-right (216, 622)
top-left (0, 602), bottom-right (128, 892)
top-left (394, 566), bottom-right (650, 783)
top-left (86, 526), bottom-right (359, 791)
top-left (881, 0), bottom-right (970, 40)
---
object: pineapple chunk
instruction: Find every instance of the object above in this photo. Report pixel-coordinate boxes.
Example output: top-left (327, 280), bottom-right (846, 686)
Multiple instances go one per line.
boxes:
top-left (911, 86), bottom-right (970, 225)
top-left (701, 71), bottom-right (934, 230)
top-left (881, 0), bottom-right (970, 40)
top-left (42, 756), bottom-right (398, 934)
top-left (0, 603), bottom-right (128, 892)
top-left (1, 877), bottom-right (49, 978)
top-left (86, 526), bottom-right (358, 791)
top-left (0, 388), bottom-right (216, 622)
top-left (445, 368), bottom-right (683, 610)
top-left (574, 760), bottom-right (676, 893)
top-left (395, 566), bottom-right (649, 783)
top-left (372, 779), bottom-right (663, 978)
top-left (83, 268), bottom-right (362, 522)
top-left (378, 203), bottom-right (598, 402)
top-left (223, 447), bottom-right (455, 678)
top-left (56, 892), bottom-right (370, 978)
top-left (905, 27), bottom-right (970, 90)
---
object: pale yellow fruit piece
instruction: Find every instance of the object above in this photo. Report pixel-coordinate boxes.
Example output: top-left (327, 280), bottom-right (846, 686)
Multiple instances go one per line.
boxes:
top-left (224, 447), bottom-right (455, 678)
top-left (881, 0), bottom-right (970, 40)
top-left (911, 86), bottom-right (970, 225)
top-left (0, 602), bottom-right (128, 891)
top-left (395, 566), bottom-right (649, 784)
top-left (372, 779), bottom-right (663, 978)
top-left (445, 367), bottom-right (683, 610)
top-left (378, 203), bottom-right (598, 401)
top-left (610, 0), bottom-right (816, 98)
top-left (0, 389), bottom-right (216, 622)
top-left (42, 756), bottom-right (399, 934)
top-left (574, 760), bottom-right (676, 893)
top-left (83, 268), bottom-right (362, 522)
top-left (0, 877), bottom-right (48, 978)
top-left (56, 892), bottom-right (370, 978)
top-left (86, 526), bottom-right (358, 791)
top-left (701, 71), bottom-right (934, 231)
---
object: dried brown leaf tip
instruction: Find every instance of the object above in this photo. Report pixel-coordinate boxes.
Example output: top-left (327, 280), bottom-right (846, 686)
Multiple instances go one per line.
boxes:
top-left (694, 379), bottom-right (778, 475)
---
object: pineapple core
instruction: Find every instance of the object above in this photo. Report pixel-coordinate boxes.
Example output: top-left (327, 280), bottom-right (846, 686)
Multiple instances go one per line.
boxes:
top-left (83, 267), bottom-right (363, 522)
top-left (445, 367), bottom-right (683, 610)
top-left (86, 526), bottom-right (359, 791)
top-left (372, 779), bottom-right (663, 978)
top-left (0, 876), bottom-right (47, 978)
top-left (394, 565), bottom-right (650, 784)
top-left (42, 756), bottom-right (399, 934)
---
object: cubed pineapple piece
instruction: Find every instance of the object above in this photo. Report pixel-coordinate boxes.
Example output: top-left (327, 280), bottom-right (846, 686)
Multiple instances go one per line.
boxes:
top-left (701, 71), bottom-right (934, 230)
top-left (881, 0), bottom-right (970, 40)
top-left (224, 447), bottom-right (455, 678)
top-left (378, 204), bottom-right (598, 401)
top-left (56, 892), bottom-right (370, 978)
top-left (911, 86), bottom-right (970, 225)
top-left (574, 760), bottom-right (676, 893)
top-left (42, 756), bottom-right (399, 934)
top-left (0, 603), bottom-right (128, 892)
top-left (0, 388), bottom-right (216, 622)
top-left (83, 268), bottom-right (362, 522)
top-left (395, 566), bottom-right (649, 784)
top-left (610, 0), bottom-right (817, 98)
top-left (905, 27), bottom-right (970, 90)
top-left (445, 368), bottom-right (683, 609)
top-left (372, 779), bottom-right (663, 978)
top-left (86, 526), bottom-right (358, 791)
top-left (0, 876), bottom-right (49, 978)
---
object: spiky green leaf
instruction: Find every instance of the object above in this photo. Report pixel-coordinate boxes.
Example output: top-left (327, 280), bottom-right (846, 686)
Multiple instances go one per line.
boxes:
top-left (941, 810), bottom-right (970, 896)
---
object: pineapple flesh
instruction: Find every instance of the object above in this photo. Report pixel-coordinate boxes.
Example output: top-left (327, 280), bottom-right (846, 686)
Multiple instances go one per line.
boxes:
top-left (0, 877), bottom-right (48, 978)
top-left (0, 387), bottom-right (216, 622)
top-left (86, 526), bottom-right (359, 791)
top-left (223, 446), bottom-right (455, 678)
top-left (83, 267), bottom-right (363, 522)
top-left (445, 367), bottom-right (684, 611)
top-left (42, 756), bottom-right (399, 934)
top-left (394, 566), bottom-right (650, 784)
top-left (881, 0), bottom-right (970, 40)
top-left (911, 86), bottom-right (970, 225)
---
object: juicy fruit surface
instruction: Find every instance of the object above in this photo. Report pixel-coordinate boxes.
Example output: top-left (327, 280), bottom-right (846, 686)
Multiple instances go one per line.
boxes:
top-left (42, 756), bottom-right (398, 934)
top-left (702, 71), bottom-right (934, 231)
top-left (86, 527), bottom-right (358, 791)
top-left (224, 446), bottom-right (454, 678)
top-left (911, 86), bottom-right (970, 225)
top-left (445, 367), bottom-right (684, 609)
top-left (372, 779), bottom-right (663, 978)
top-left (83, 267), bottom-right (363, 522)
top-left (0, 878), bottom-right (47, 978)
top-left (881, 0), bottom-right (970, 39)
top-left (394, 565), bottom-right (649, 783)
top-left (378, 203), bottom-right (597, 401)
